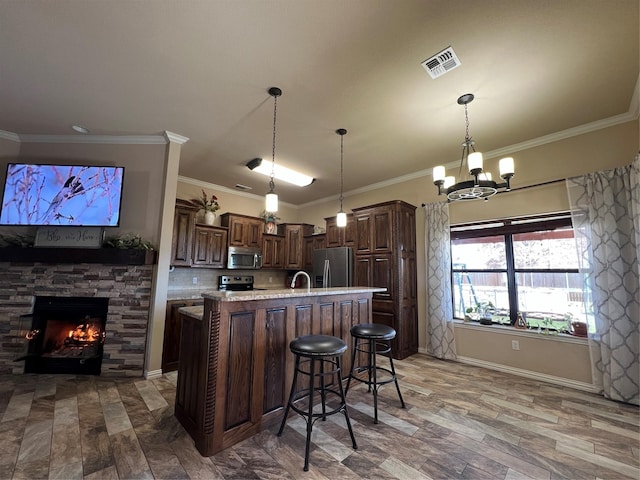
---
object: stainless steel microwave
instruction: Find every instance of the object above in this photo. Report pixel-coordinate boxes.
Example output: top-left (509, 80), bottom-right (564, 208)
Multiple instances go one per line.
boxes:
top-left (227, 246), bottom-right (262, 270)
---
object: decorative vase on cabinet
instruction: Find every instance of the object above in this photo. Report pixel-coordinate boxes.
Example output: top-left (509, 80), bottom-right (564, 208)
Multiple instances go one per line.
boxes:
top-left (204, 211), bottom-right (216, 225)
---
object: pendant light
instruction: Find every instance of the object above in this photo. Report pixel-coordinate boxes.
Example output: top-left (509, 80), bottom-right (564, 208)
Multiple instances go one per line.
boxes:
top-left (265, 87), bottom-right (282, 213)
top-left (335, 128), bottom-right (348, 227)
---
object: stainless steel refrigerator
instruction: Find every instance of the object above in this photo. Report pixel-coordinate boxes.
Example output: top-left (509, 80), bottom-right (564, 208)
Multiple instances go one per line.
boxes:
top-left (312, 247), bottom-right (354, 287)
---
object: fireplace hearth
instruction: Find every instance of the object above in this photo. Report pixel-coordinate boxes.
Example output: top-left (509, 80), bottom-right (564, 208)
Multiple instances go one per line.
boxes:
top-left (20, 296), bottom-right (109, 375)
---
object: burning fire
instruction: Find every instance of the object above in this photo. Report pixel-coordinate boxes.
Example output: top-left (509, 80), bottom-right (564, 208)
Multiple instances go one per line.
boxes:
top-left (67, 323), bottom-right (101, 343)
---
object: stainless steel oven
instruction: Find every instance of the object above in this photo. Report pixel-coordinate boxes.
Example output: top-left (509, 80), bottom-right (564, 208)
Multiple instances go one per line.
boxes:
top-left (227, 246), bottom-right (262, 270)
top-left (218, 275), bottom-right (254, 291)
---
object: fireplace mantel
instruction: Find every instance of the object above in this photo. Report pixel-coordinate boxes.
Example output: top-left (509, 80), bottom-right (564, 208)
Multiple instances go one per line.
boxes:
top-left (0, 247), bottom-right (157, 265)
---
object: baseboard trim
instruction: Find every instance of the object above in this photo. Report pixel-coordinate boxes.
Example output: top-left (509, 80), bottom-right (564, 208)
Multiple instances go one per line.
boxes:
top-left (144, 369), bottom-right (163, 380)
top-left (455, 355), bottom-right (597, 393)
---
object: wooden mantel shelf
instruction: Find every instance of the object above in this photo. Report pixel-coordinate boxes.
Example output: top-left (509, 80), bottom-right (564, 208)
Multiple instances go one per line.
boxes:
top-left (0, 247), bottom-right (157, 265)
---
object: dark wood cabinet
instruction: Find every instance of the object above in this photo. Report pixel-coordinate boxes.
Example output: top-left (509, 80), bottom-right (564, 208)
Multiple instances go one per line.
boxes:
top-left (220, 213), bottom-right (263, 248)
top-left (352, 201), bottom-right (417, 359)
top-left (303, 234), bottom-right (326, 270)
top-left (325, 214), bottom-right (355, 248)
top-left (171, 200), bottom-right (228, 269)
top-left (171, 200), bottom-right (198, 266)
top-left (162, 299), bottom-right (203, 372)
top-left (354, 206), bottom-right (393, 254)
top-left (192, 225), bottom-right (228, 268)
top-left (262, 234), bottom-right (285, 269)
top-left (283, 223), bottom-right (314, 270)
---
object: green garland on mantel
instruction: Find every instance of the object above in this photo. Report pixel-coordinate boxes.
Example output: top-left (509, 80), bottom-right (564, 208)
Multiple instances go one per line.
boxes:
top-left (103, 233), bottom-right (156, 250)
top-left (0, 232), bottom-right (155, 250)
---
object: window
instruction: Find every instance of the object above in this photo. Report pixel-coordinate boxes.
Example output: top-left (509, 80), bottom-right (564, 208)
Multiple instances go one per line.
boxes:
top-left (451, 213), bottom-right (590, 332)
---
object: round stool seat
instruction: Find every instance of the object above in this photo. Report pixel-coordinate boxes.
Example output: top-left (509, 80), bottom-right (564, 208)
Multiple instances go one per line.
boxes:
top-left (350, 323), bottom-right (396, 341)
top-left (289, 334), bottom-right (347, 357)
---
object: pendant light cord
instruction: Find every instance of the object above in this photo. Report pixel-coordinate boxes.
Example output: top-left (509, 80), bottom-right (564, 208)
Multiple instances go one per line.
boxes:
top-left (339, 133), bottom-right (344, 211)
top-left (269, 93), bottom-right (278, 193)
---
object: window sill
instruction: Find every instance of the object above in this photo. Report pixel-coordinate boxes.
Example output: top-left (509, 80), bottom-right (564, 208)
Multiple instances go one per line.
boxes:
top-left (452, 320), bottom-right (588, 345)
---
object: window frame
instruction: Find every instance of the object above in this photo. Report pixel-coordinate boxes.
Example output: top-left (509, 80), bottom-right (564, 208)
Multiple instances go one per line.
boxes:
top-left (450, 213), bottom-right (578, 326)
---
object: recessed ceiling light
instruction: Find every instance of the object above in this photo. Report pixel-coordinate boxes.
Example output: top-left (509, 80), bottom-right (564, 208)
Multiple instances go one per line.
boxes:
top-left (246, 158), bottom-right (314, 187)
top-left (72, 125), bottom-right (90, 134)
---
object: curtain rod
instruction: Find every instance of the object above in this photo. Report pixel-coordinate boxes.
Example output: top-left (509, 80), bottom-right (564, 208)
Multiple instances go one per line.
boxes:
top-left (421, 178), bottom-right (565, 207)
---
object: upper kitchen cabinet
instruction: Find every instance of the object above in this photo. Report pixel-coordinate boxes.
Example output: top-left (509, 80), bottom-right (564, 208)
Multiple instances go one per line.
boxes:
top-left (283, 223), bottom-right (314, 270)
top-left (262, 233), bottom-right (285, 269)
top-left (353, 205), bottom-right (393, 255)
top-left (324, 214), bottom-right (355, 248)
top-left (220, 213), bottom-right (263, 248)
top-left (171, 200), bottom-right (198, 267)
top-left (303, 234), bottom-right (326, 270)
top-left (351, 200), bottom-right (417, 360)
top-left (192, 225), bottom-right (228, 268)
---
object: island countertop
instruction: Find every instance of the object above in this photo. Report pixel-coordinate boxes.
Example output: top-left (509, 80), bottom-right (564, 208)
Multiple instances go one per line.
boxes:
top-left (200, 286), bottom-right (386, 302)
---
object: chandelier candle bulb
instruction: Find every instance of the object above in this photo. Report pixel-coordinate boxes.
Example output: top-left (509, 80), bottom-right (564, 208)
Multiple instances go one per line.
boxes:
top-left (499, 157), bottom-right (515, 177)
top-left (433, 165), bottom-right (446, 183)
top-left (467, 151), bottom-right (483, 175)
top-left (443, 176), bottom-right (456, 189)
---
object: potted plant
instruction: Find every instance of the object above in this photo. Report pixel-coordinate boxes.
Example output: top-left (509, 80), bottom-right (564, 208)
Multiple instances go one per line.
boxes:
top-left (259, 210), bottom-right (281, 234)
top-left (466, 301), bottom-right (495, 325)
top-left (189, 190), bottom-right (220, 225)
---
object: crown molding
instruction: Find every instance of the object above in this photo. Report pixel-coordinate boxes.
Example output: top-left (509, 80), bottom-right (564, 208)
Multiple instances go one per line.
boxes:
top-left (16, 133), bottom-right (168, 144)
top-left (164, 131), bottom-right (190, 144)
top-left (0, 130), bottom-right (21, 142)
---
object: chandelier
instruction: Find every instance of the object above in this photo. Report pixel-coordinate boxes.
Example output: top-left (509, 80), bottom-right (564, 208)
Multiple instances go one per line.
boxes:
top-left (433, 93), bottom-right (514, 201)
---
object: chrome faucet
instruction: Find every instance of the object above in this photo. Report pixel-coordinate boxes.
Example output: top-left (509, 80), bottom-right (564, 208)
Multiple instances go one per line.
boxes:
top-left (290, 271), bottom-right (311, 289)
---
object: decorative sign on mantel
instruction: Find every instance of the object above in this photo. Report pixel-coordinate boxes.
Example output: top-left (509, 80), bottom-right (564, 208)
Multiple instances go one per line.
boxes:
top-left (34, 227), bottom-right (104, 248)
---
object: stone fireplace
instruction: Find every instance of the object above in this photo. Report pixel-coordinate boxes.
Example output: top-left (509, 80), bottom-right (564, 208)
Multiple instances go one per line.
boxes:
top-left (0, 251), bottom-right (155, 376)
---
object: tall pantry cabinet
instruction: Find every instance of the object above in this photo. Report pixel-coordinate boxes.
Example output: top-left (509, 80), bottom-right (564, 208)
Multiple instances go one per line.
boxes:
top-left (352, 200), bottom-right (417, 359)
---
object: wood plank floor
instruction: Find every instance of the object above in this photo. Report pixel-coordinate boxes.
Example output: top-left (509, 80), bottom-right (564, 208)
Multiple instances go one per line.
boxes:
top-left (0, 354), bottom-right (638, 479)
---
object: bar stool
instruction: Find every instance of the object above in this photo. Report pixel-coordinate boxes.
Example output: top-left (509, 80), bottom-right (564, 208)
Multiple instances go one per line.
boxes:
top-left (277, 334), bottom-right (357, 471)
top-left (345, 323), bottom-right (406, 423)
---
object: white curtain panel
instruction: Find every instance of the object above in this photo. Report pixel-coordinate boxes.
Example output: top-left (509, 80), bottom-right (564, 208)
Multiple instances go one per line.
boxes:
top-left (423, 202), bottom-right (456, 360)
top-left (566, 156), bottom-right (639, 405)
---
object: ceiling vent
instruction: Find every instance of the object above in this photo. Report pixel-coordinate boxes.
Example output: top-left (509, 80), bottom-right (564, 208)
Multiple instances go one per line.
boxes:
top-left (421, 46), bottom-right (461, 79)
top-left (234, 184), bottom-right (252, 191)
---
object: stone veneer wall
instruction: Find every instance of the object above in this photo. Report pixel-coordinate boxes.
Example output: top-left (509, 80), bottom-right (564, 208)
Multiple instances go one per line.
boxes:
top-left (0, 262), bottom-right (154, 376)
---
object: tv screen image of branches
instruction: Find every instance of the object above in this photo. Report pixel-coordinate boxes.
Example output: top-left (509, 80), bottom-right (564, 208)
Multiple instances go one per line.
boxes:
top-left (0, 163), bottom-right (124, 226)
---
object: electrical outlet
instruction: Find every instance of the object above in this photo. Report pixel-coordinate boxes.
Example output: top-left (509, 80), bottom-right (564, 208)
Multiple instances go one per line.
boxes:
top-left (192, 277), bottom-right (198, 285)
top-left (511, 340), bottom-right (520, 351)
top-left (269, 277), bottom-right (273, 283)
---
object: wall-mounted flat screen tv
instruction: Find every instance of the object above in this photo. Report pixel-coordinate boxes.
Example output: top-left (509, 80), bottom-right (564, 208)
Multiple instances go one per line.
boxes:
top-left (0, 163), bottom-right (124, 226)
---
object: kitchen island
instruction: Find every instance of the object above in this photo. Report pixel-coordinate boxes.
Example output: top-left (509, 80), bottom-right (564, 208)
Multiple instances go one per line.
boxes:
top-left (174, 286), bottom-right (385, 457)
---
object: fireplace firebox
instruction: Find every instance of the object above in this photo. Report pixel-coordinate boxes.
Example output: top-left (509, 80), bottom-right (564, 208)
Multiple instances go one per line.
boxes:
top-left (19, 296), bottom-right (109, 375)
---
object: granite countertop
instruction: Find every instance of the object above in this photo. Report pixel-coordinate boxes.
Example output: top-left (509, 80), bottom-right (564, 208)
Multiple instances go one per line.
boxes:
top-left (202, 286), bottom-right (386, 302)
top-left (178, 286), bottom-right (385, 318)
top-left (179, 305), bottom-right (205, 319)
